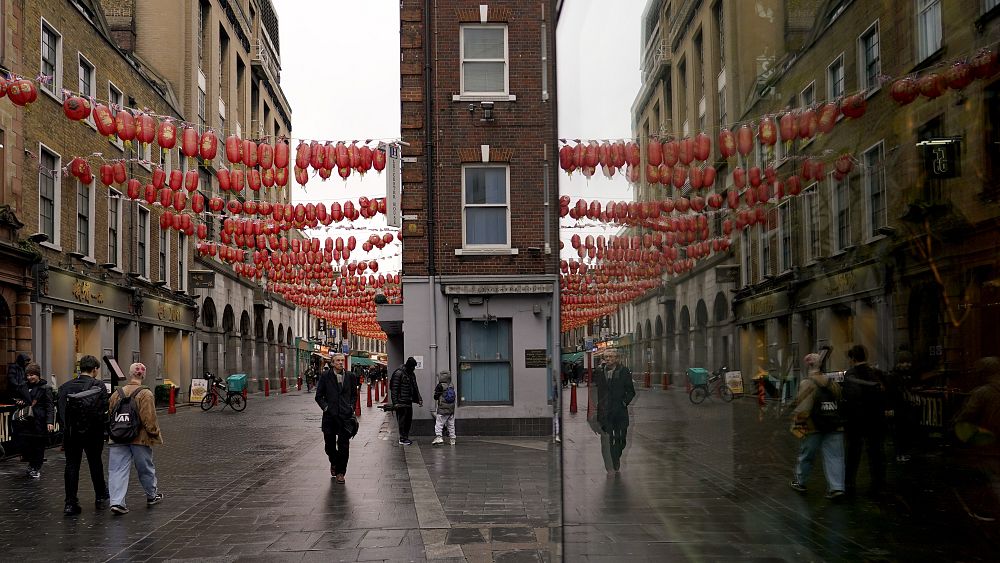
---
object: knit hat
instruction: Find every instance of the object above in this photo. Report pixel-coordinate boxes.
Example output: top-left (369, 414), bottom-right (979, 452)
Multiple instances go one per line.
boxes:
top-left (405, 357), bottom-right (418, 370)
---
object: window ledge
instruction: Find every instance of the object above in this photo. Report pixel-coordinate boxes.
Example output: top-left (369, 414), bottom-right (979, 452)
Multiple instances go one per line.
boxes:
top-left (452, 94), bottom-right (516, 102)
top-left (40, 86), bottom-right (61, 105)
top-left (40, 241), bottom-right (62, 252)
top-left (864, 234), bottom-right (887, 244)
top-left (864, 85), bottom-right (881, 100)
top-left (82, 256), bottom-right (96, 265)
top-left (455, 247), bottom-right (519, 256)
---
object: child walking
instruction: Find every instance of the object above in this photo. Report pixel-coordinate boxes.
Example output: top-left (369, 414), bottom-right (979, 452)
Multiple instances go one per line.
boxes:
top-left (432, 371), bottom-right (457, 445)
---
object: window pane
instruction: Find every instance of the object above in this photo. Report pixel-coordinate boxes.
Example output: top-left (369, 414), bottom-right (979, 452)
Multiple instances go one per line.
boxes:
top-left (459, 362), bottom-right (511, 403)
top-left (463, 62), bottom-right (505, 93)
top-left (465, 168), bottom-right (507, 204)
top-left (78, 183), bottom-right (89, 254)
top-left (466, 207), bottom-right (507, 245)
top-left (39, 151), bottom-right (56, 238)
top-left (464, 28), bottom-right (505, 59)
top-left (867, 147), bottom-right (885, 231)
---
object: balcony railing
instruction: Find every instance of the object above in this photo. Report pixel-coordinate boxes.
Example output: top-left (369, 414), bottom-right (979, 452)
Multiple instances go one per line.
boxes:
top-left (641, 36), bottom-right (671, 83)
top-left (251, 39), bottom-right (280, 84)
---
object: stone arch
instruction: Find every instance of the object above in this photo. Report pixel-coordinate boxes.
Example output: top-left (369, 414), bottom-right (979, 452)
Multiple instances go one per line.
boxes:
top-left (655, 316), bottom-right (663, 337)
top-left (679, 306), bottom-right (691, 369)
top-left (201, 297), bottom-right (217, 328)
top-left (286, 327), bottom-right (293, 346)
top-left (222, 305), bottom-right (235, 334)
top-left (654, 315), bottom-right (664, 374)
top-left (713, 292), bottom-right (728, 323)
top-left (266, 320), bottom-right (275, 343)
top-left (695, 299), bottom-right (709, 366)
top-left (240, 311), bottom-right (251, 336)
top-left (254, 311), bottom-right (264, 339)
top-left (635, 323), bottom-right (643, 341)
top-left (277, 323), bottom-right (284, 345)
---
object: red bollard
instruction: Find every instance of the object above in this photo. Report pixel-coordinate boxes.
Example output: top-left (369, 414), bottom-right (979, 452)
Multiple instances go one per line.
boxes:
top-left (280, 377), bottom-right (287, 394)
top-left (643, 371), bottom-right (651, 389)
top-left (367, 382), bottom-right (373, 407)
top-left (569, 383), bottom-right (578, 414)
top-left (168, 387), bottom-right (177, 414)
top-left (242, 388), bottom-right (247, 401)
top-left (661, 372), bottom-right (670, 390)
top-left (297, 376), bottom-right (302, 391)
top-left (382, 380), bottom-right (389, 403)
top-left (264, 378), bottom-right (270, 397)
top-left (757, 379), bottom-right (766, 407)
top-left (354, 389), bottom-right (362, 416)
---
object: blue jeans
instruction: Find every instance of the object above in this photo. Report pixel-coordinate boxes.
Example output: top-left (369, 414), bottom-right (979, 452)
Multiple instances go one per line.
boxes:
top-left (795, 431), bottom-right (845, 492)
top-left (108, 444), bottom-right (159, 507)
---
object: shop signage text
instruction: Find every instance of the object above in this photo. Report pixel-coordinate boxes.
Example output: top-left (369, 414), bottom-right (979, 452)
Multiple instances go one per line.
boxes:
top-left (444, 283), bottom-right (554, 295)
top-left (72, 280), bottom-right (104, 305)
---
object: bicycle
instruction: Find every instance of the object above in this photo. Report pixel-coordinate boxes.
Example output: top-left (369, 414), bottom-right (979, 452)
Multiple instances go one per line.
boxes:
top-left (689, 366), bottom-right (735, 404)
top-left (200, 375), bottom-right (246, 412)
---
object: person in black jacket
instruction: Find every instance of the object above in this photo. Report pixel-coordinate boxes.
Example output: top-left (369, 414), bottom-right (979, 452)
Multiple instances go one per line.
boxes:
top-left (593, 348), bottom-right (636, 475)
top-left (315, 353), bottom-right (358, 484)
top-left (390, 357), bottom-right (422, 445)
top-left (842, 344), bottom-right (887, 494)
top-left (6, 352), bottom-right (31, 405)
top-left (17, 364), bottom-right (55, 479)
top-left (57, 355), bottom-right (110, 515)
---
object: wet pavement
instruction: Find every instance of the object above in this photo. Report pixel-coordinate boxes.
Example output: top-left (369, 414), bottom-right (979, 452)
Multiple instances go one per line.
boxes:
top-left (0, 388), bottom-right (558, 562)
top-left (560, 383), bottom-right (1000, 562)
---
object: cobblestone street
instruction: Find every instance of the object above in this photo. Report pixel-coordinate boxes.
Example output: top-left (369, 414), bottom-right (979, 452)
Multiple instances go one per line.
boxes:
top-left (0, 389), bottom-right (557, 562)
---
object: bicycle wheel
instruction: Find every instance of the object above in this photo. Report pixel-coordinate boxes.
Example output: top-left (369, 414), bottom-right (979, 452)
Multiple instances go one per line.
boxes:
top-left (690, 386), bottom-right (708, 404)
top-left (720, 385), bottom-right (735, 402)
top-left (229, 393), bottom-right (246, 412)
top-left (200, 393), bottom-right (215, 411)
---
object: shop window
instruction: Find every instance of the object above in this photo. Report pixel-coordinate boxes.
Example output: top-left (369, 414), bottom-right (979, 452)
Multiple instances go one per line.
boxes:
top-left (457, 318), bottom-right (512, 405)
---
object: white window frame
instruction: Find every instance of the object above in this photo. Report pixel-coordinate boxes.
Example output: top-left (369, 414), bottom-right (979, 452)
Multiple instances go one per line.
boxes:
top-left (76, 179), bottom-right (96, 259)
top-left (803, 183), bottom-right (822, 262)
top-left (740, 228), bottom-right (752, 286)
top-left (858, 21), bottom-right (881, 95)
top-left (800, 81), bottom-right (816, 108)
top-left (159, 227), bottom-right (170, 286)
top-left (827, 53), bottom-right (845, 101)
top-left (39, 18), bottom-right (62, 99)
top-left (986, 0), bottom-right (1000, 14)
top-left (459, 164), bottom-right (514, 253)
top-left (139, 141), bottom-right (153, 171)
top-left (863, 140), bottom-right (887, 241)
top-left (459, 24), bottom-right (510, 98)
top-left (178, 231), bottom-right (189, 292)
top-left (77, 52), bottom-right (97, 129)
top-left (108, 81), bottom-right (124, 151)
top-left (717, 71), bottom-right (727, 128)
top-left (758, 222), bottom-right (771, 279)
top-left (108, 188), bottom-right (123, 269)
top-left (38, 143), bottom-right (62, 250)
top-left (832, 174), bottom-right (852, 252)
top-left (916, 0), bottom-right (942, 62)
top-left (137, 206), bottom-right (150, 279)
top-left (778, 200), bottom-right (793, 273)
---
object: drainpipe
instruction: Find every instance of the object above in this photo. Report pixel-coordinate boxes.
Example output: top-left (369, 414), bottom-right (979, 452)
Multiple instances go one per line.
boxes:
top-left (424, 0), bottom-right (439, 377)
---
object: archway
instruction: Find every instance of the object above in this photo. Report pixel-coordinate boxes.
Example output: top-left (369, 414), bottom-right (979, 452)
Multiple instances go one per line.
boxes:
top-left (222, 305), bottom-right (237, 375)
top-left (665, 303), bottom-right (676, 378)
top-left (240, 311), bottom-right (253, 381)
top-left (678, 306), bottom-right (691, 371)
top-left (654, 315), bottom-right (664, 375)
top-left (198, 297), bottom-right (219, 377)
top-left (695, 299), bottom-right (709, 367)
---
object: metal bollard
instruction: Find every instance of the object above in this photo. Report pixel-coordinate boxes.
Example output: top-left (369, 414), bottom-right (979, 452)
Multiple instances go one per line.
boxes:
top-left (661, 372), bottom-right (670, 390)
top-left (643, 371), bottom-right (651, 389)
top-left (367, 381), bottom-right (373, 407)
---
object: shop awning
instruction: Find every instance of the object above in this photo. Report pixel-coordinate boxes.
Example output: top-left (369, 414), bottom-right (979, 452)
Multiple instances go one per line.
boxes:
top-left (561, 351), bottom-right (584, 364)
top-left (350, 356), bottom-right (376, 366)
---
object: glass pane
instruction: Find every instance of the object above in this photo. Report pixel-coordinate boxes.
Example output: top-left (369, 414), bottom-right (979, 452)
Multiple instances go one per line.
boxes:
top-left (465, 167), bottom-right (506, 204)
top-left (465, 207), bottom-right (507, 245)
top-left (463, 62), bottom-right (505, 93)
top-left (464, 27), bottom-right (504, 59)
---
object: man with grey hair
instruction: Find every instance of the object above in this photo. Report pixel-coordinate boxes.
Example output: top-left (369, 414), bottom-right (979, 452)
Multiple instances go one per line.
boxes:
top-left (108, 362), bottom-right (163, 515)
top-left (316, 353), bottom-right (359, 483)
top-left (593, 347), bottom-right (635, 475)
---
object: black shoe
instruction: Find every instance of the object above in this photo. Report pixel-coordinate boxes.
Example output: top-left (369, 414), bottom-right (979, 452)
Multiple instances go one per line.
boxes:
top-left (64, 504), bottom-right (82, 515)
top-left (96, 498), bottom-right (110, 510)
top-left (146, 493), bottom-right (164, 506)
top-left (790, 481), bottom-right (807, 493)
top-left (825, 490), bottom-right (846, 500)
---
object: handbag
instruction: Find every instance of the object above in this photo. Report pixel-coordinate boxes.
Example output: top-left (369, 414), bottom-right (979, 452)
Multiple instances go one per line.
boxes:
top-left (13, 405), bottom-right (34, 423)
top-left (343, 415), bottom-right (360, 438)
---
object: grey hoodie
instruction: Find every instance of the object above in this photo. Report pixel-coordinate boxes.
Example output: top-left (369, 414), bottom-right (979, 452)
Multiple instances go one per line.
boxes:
top-left (434, 371), bottom-right (456, 415)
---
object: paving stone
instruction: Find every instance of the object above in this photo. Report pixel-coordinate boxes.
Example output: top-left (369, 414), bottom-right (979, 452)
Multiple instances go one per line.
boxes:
top-left (445, 527), bottom-right (486, 544)
top-left (490, 527), bottom-right (538, 543)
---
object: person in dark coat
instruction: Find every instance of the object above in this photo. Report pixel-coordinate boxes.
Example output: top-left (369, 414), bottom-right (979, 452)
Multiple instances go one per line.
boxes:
top-left (390, 357), bottom-right (423, 445)
top-left (57, 354), bottom-right (111, 515)
top-left (593, 348), bottom-right (636, 474)
top-left (842, 344), bottom-right (887, 494)
top-left (17, 364), bottom-right (55, 479)
top-left (6, 352), bottom-right (31, 405)
top-left (885, 351), bottom-right (917, 462)
top-left (315, 354), bottom-right (358, 484)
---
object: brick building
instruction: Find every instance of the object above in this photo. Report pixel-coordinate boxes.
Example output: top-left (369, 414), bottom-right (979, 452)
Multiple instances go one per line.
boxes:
top-left (0, 0), bottom-right (32, 369)
top-left (384, 0), bottom-right (560, 435)
top-left (730, 0), bottom-right (1000, 387)
top-left (107, 0), bottom-right (311, 392)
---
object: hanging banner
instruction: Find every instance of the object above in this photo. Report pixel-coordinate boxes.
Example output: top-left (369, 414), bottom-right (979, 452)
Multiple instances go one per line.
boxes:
top-left (384, 142), bottom-right (402, 228)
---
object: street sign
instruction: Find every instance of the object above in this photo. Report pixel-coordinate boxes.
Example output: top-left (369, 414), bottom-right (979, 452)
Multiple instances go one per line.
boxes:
top-left (384, 142), bottom-right (402, 228)
top-left (189, 270), bottom-right (216, 289)
top-left (920, 138), bottom-right (960, 179)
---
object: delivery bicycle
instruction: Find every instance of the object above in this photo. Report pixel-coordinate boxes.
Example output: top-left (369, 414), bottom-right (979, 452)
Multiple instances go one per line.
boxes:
top-left (689, 366), bottom-right (735, 404)
top-left (200, 374), bottom-right (247, 412)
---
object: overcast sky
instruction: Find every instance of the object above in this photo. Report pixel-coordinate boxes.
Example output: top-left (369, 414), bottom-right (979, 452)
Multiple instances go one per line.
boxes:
top-left (272, 0), bottom-right (645, 272)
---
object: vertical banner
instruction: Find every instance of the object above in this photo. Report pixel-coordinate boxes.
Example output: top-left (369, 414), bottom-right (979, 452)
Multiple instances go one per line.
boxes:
top-left (384, 142), bottom-right (402, 228)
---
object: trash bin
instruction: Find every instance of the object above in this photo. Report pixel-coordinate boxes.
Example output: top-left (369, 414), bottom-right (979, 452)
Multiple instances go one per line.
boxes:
top-left (687, 368), bottom-right (709, 386)
top-left (227, 374), bottom-right (248, 392)
top-left (154, 383), bottom-right (174, 407)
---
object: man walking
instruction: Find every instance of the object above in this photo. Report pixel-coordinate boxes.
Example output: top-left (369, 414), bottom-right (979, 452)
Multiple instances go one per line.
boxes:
top-left (107, 363), bottom-right (163, 514)
top-left (594, 348), bottom-right (635, 475)
top-left (57, 355), bottom-right (110, 515)
top-left (390, 357), bottom-right (422, 445)
top-left (789, 353), bottom-right (846, 499)
top-left (843, 344), bottom-right (887, 495)
top-left (315, 353), bottom-right (358, 484)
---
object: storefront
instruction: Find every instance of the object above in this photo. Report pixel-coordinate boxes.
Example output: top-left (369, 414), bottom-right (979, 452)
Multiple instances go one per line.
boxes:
top-left (32, 267), bottom-right (196, 394)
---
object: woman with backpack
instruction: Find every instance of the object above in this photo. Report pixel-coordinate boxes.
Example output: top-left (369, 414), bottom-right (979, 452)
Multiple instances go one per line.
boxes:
top-left (789, 353), bottom-right (846, 500)
top-left (432, 371), bottom-right (457, 445)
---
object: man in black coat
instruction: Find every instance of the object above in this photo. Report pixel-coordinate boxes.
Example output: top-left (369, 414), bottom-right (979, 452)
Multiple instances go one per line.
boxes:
top-left (57, 355), bottom-right (110, 515)
top-left (842, 344), bottom-right (887, 494)
top-left (594, 348), bottom-right (636, 475)
top-left (390, 357), bottom-right (422, 445)
top-left (6, 352), bottom-right (31, 405)
top-left (315, 353), bottom-right (358, 484)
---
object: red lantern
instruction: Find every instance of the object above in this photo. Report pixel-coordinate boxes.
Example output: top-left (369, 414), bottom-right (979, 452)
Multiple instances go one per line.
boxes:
top-left (787, 175), bottom-right (802, 196)
top-left (647, 139), bottom-right (662, 167)
top-left (262, 167), bottom-right (275, 188)
top-left (115, 111), bottom-right (136, 143)
top-left (274, 140), bottom-right (290, 168)
top-left (733, 167), bottom-right (746, 189)
top-left (7, 79), bottom-right (37, 106)
top-left (243, 139), bottom-right (258, 167)
top-left (185, 169), bottom-right (199, 192)
top-left (100, 164), bottom-right (114, 186)
top-left (662, 140), bottom-right (678, 167)
top-left (702, 166), bottom-right (716, 189)
top-left (63, 96), bottom-right (91, 121)
top-left (840, 93), bottom-right (867, 118)
top-left (971, 48), bottom-right (999, 80)
top-left (226, 135), bottom-right (243, 164)
top-left (93, 104), bottom-right (116, 136)
top-left (159, 187), bottom-right (173, 207)
top-left (217, 168), bottom-right (231, 191)
top-left (945, 61), bottom-right (973, 91)
top-left (160, 212), bottom-right (173, 230)
top-left (275, 166), bottom-right (289, 187)
top-left (113, 161), bottom-right (127, 184)
top-left (157, 119), bottom-right (177, 149)
top-left (248, 169), bottom-right (261, 191)
top-left (231, 169), bottom-right (245, 192)
top-left (192, 193), bottom-right (205, 213)
top-left (779, 112), bottom-right (797, 144)
top-left (718, 129), bottom-right (736, 159)
top-left (227, 199), bottom-right (243, 215)
top-left (693, 133), bottom-right (710, 162)
top-left (151, 166), bottom-right (166, 189)
top-left (173, 191), bottom-right (187, 212)
top-left (678, 137), bottom-right (693, 165)
top-left (200, 130), bottom-right (218, 161)
top-left (181, 127), bottom-right (199, 158)
top-left (758, 117), bottom-right (777, 146)
top-left (817, 102), bottom-right (839, 134)
top-left (169, 169), bottom-right (183, 191)
top-left (258, 143), bottom-right (274, 169)
top-left (295, 167), bottom-right (310, 185)
top-left (197, 224), bottom-right (208, 239)
top-left (373, 148), bottom-right (386, 172)
top-left (127, 179), bottom-right (141, 200)
top-left (736, 125), bottom-right (753, 156)
top-left (144, 184), bottom-right (157, 204)
top-left (135, 113), bottom-right (156, 145)
top-left (798, 109), bottom-right (817, 140)
top-left (208, 197), bottom-right (225, 212)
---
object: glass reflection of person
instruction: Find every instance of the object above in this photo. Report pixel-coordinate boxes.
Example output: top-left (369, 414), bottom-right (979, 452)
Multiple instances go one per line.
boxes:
top-left (594, 348), bottom-right (636, 476)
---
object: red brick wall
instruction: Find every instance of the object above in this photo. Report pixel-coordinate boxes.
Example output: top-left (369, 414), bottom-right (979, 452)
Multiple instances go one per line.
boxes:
top-left (400, 0), bottom-right (560, 277)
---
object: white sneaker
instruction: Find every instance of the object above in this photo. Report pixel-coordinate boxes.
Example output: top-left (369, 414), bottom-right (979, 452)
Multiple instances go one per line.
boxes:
top-left (449, 438), bottom-right (456, 445)
top-left (432, 436), bottom-right (444, 445)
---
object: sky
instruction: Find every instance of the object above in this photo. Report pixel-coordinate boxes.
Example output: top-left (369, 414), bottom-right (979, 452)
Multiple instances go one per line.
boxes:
top-left (271, 0), bottom-right (646, 273)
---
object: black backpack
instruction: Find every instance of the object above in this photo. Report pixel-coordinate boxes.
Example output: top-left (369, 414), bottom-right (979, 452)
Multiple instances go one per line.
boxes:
top-left (109, 387), bottom-right (144, 444)
top-left (811, 382), bottom-right (842, 433)
top-left (65, 378), bottom-right (107, 434)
